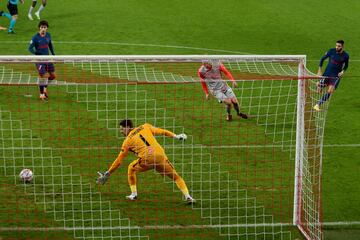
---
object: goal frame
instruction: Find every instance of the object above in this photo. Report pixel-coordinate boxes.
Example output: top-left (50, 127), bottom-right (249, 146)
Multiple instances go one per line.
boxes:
top-left (0, 54), bottom-right (321, 240)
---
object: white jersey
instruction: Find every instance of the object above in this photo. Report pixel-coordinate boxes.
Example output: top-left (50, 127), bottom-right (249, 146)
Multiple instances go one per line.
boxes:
top-left (198, 63), bottom-right (229, 93)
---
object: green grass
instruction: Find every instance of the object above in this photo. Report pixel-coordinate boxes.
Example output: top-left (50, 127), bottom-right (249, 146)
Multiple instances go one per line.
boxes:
top-left (0, 0), bottom-right (359, 239)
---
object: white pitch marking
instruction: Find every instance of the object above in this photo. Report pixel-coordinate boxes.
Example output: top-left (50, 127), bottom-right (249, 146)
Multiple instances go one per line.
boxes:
top-left (1, 221), bottom-right (359, 231)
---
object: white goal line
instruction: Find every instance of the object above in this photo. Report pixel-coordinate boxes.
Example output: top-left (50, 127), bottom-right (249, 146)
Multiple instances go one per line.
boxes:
top-left (1, 221), bottom-right (359, 232)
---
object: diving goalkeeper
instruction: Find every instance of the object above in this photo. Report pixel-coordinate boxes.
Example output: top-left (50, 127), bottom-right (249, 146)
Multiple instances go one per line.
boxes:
top-left (97, 119), bottom-right (195, 203)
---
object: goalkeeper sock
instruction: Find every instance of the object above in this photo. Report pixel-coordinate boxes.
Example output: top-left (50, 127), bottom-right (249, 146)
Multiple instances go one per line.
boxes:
top-left (175, 177), bottom-right (189, 196)
top-left (130, 185), bottom-right (137, 194)
top-left (318, 92), bottom-right (331, 106)
top-left (233, 102), bottom-right (240, 115)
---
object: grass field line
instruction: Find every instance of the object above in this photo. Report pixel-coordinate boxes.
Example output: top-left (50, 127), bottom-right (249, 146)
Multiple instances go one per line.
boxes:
top-left (2, 143), bottom-right (358, 151)
top-left (0, 40), bottom-right (251, 54)
top-left (1, 221), bottom-right (359, 232)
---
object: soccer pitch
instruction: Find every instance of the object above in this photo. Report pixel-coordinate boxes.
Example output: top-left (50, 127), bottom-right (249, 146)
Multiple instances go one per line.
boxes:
top-left (0, 0), bottom-right (359, 239)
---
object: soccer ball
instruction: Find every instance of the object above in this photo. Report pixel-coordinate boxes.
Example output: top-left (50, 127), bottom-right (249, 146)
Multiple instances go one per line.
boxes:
top-left (19, 168), bottom-right (33, 183)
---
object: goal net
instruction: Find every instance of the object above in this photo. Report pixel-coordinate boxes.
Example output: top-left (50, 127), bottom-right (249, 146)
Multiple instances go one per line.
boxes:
top-left (0, 55), bottom-right (327, 240)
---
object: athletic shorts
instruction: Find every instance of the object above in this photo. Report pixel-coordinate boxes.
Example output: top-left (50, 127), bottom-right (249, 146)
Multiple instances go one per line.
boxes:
top-left (319, 76), bottom-right (340, 89)
top-left (212, 87), bottom-right (236, 102)
top-left (36, 63), bottom-right (55, 75)
top-left (7, 3), bottom-right (17, 16)
top-left (129, 155), bottom-right (177, 177)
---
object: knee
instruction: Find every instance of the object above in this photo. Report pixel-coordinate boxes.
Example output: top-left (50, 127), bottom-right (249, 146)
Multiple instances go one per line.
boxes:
top-left (328, 87), bottom-right (335, 94)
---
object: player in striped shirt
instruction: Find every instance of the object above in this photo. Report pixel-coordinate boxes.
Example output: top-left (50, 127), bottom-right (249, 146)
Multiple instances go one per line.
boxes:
top-left (198, 60), bottom-right (248, 121)
top-left (97, 119), bottom-right (195, 204)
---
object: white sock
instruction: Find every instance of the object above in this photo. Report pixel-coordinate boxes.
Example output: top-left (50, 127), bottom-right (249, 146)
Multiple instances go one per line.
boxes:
top-left (28, 6), bottom-right (34, 14)
top-left (37, 5), bottom-right (45, 14)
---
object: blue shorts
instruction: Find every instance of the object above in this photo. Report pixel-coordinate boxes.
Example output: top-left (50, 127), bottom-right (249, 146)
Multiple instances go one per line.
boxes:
top-left (36, 63), bottom-right (55, 75)
top-left (320, 76), bottom-right (340, 89)
top-left (7, 3), bottom-right (18, 16)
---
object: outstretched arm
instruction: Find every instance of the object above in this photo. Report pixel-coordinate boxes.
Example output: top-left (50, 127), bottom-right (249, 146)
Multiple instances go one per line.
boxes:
top-left (96, 142), bottom-right (129, 185)
top-left (107, 147), bottom-right (128, 174)
top-left (150, 125), bottom-right (187, 140)
top-left (150, 125), bottom-right (176, 137)
top-left (220, 64), bottom-right (237, 87)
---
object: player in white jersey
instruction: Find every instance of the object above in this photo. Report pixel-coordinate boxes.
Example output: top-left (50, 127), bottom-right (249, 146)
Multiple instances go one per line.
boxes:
top-left (28, 0), bottom-right (46, 20)
top-left (198, 60), bottom-right (248, 121)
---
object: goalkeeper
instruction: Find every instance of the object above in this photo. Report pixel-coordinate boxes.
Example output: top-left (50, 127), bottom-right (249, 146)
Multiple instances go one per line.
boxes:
top-left (198, 60), bottom-right (248, 121)
top-left (97, 119), bottom-right (195, 203)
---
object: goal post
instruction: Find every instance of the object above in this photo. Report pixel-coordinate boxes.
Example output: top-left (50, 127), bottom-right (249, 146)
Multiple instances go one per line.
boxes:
top-left (0, 55), bottom-right (325, 240)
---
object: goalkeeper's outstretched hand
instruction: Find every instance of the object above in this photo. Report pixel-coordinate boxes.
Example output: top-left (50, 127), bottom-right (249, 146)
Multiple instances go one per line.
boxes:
top-left (174, 133), bottom-right (187, 141)
top-left (96, 171), bottom-right (110, 185)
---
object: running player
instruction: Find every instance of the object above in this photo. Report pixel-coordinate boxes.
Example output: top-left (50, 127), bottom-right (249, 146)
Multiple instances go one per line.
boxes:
top-left (1, 0), bottom-right (24, 34)
top-left (313, 40), bottom-right (349, 111)
top-left (198, 60), bottom-right (248, 121)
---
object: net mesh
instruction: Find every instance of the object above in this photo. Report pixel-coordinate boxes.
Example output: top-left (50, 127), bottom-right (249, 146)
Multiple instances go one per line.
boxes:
top-left (0, 56), bottom-right (326, 240)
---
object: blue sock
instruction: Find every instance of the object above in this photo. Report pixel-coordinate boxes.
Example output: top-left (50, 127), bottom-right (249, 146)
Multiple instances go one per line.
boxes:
top-left (318, 92), bottom-right (331, 106)
top-left (2, 12), bottom-right (12, 20)
top-left (9, 18), bottom-right (16, 32)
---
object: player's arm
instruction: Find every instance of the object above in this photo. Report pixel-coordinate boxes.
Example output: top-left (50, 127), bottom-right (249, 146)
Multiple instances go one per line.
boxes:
top-left (338, 55), bottom-right (349, 77)
top-left (150, 124), bottom-right (187, 140)
top-left (28, 38), bottom-right (37, 55)
top-left (48, 34), bottom-right (55, 55)
top-left (318, 50), bottom-right (330, 76)
top-left (97, 141), bottom-right (129, 185)
top-left (198, 70), bottom-right (209, 99)
top-left (220, 64), bottom-right (237, 87)
top-left (108, 145), bottom-right (129, 174)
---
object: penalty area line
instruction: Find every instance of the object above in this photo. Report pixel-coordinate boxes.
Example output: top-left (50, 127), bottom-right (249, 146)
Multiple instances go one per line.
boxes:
top-left (1, 221), bottom-right (360, 231)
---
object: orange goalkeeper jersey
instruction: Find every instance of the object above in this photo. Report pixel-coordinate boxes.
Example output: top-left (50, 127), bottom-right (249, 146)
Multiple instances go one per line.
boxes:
top-left (108, 123), bottom-right (175, 174)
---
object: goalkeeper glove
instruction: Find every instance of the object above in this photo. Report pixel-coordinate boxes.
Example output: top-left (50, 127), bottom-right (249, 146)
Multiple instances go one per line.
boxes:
top-left (174, 133), bottom-right (187, 141)
top-left (96, 171), bottom-right (110, 185)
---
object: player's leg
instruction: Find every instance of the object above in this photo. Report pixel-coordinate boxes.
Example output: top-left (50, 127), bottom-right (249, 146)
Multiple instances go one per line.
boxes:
top-left (36, 63), bottom-right (48, 100)
top-left (6, 3), bottom-right (18, 34)
top-left (314, 77), bottom-right (339, 111)
top-left (35, 0), bottom-right (46, 19)
top-left (44, 63), bottom-right (56, 98)
top-left (127, 158), bottom-right (152, 200)
top-left (1, 8), bottom-right (12, 20)
top-left (28, 0), bottom-right (37, 20)
top-left (154, 158), bottom-right (195, 203)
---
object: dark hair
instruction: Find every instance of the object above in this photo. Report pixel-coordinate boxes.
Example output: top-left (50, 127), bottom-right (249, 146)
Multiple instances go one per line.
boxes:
top-left (38, 20), bottom-right (49, 28)
top-left (336, 40), bottom-right (344, 46)
top-left (119, 119), bottom-right (133, 128)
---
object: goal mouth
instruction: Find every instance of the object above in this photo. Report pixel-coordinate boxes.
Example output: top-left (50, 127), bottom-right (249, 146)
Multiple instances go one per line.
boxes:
top-left (0, 55), bottom-right (325, 240)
